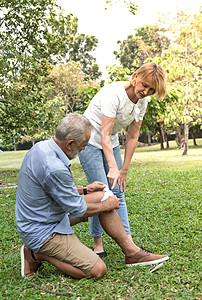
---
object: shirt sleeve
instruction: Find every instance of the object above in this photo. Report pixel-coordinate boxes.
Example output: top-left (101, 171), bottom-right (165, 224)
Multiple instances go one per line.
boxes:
top-left (43, 169), bottom-right (87, 218)
top-left (100, 85), bottom-right (120, 118)
top-left (136, 98), bottom-right (148, 120)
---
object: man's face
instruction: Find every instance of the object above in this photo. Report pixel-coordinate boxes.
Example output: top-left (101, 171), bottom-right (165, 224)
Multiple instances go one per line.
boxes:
top-left (68, 145), bottom-right (79, 160)
top-left (68, 130), bottom-right (91, 160)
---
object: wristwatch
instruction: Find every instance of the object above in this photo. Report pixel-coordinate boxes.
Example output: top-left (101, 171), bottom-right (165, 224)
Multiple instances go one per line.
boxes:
top-left (83, 185), bottom-right (87, 195)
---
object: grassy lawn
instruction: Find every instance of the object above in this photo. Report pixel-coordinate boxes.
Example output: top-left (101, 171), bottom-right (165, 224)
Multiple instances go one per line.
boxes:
top-left (0, 139), bottom-right (201, 299)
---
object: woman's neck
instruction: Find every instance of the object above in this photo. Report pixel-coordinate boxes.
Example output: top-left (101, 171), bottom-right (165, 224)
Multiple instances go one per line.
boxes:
top-left (124, 82), bottom-right (138, 104)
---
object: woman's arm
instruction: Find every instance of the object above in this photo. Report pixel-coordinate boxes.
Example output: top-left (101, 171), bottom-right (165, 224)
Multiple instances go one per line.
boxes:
top-left (122, 119), bottom-right (142, 170)
top-left (118, 119), bottom-right (142, 191)
top-left (101, 115), bottom-right (120, 189)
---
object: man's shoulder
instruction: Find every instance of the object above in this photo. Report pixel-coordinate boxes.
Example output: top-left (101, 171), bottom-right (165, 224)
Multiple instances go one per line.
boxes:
top-left (27, 140), bottom-right (65, 174)
top-left (26, 139), bottom-right (71, 177)
top-left (29, 140), bottom-right (54, 162)
top-left (29, 140), bottom-right (50, 155)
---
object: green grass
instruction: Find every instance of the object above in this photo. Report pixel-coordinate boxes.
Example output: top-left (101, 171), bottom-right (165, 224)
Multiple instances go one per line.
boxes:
top-left (0, 151), bottom-right (27, 170)
top-left (0, 139), bottom-right (201, 299)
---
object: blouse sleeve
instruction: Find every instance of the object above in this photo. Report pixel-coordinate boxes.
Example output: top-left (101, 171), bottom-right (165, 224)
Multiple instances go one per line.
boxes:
top-left (100, 85), bottom-right (120, 118)
top-left (137, 97), bottom-right (149, 120)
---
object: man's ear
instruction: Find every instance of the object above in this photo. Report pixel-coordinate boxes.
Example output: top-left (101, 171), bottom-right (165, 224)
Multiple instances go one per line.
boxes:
top-left (65, 139), bottom-right (76, 151)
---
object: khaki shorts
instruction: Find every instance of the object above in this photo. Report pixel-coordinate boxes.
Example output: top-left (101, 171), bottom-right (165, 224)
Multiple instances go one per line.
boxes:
top-left (38, 233), bottom-right (99, 274)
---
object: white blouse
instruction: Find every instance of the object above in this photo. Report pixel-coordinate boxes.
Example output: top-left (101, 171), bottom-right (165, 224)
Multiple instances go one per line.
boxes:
top-left (84, 81), bottom-right (148, 149)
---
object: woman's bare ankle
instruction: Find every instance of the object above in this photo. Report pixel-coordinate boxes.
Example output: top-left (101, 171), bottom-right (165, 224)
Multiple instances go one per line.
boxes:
top-left (93, 237), bottom-right (104, 253)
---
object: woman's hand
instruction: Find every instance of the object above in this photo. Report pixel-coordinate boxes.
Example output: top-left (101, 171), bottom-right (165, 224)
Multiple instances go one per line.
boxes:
top-left (118, 169), bottom-right (128, 192)
top-left (107, 168), bottom-right (120, 190)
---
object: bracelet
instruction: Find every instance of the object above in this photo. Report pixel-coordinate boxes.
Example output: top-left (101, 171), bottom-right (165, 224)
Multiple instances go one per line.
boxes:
top-left (83, 185), bottom-right (87, 195)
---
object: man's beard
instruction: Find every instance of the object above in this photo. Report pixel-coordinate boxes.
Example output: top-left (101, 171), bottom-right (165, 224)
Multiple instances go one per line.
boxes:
top-left (68, 147), bottom-right (79, 160)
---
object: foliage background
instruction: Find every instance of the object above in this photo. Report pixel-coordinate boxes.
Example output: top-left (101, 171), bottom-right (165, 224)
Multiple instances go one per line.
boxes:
top-left (1, 1), bottom-right (201, 153)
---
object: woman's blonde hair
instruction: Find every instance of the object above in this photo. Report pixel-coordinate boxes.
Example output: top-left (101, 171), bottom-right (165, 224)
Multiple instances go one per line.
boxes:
top-left (131, 62), bottom-right (167, 99)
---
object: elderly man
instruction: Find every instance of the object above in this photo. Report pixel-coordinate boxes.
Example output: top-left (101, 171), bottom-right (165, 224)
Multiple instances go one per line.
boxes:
top-left (15, 113), bottom-right (169, 279)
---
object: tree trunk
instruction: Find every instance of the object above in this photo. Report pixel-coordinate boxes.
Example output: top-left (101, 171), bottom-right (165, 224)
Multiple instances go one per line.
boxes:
top-left (193, 134), bottom-right (197, 146)
top-left (175, 125), bottom-right (184, 149)
top-left (148, 132), bottom-right (151, 146)
top-left (165, 132), bottom-right (169, 149)
top-left (182, 122), bottom-right (189, 155)
top-left (158, 123), bottom-right (165, 150)
top-left (190, 130), bottom-right (198, 146)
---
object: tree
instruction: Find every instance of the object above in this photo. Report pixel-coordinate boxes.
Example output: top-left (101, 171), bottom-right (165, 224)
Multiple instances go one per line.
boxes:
top-left (0, 61), bottom-right (60, 147)
top-left (106, 65), bottom-right (131, 82)
top-left (84, 64), bottom-right (102, 81)
top-left (141, 88), bottom-right (179, 150)
top-left (105, 0), bottom-right (138, 15)
top-left (0, 0), bottom-right (54, 80)
top-left (47, 61), bottom-right (95, 114)
top-left (78, 85), bottom-right (101, 108)
top-left (0, 0), bottom-right (100, 83)
top-left (157, 10), bottom-right (202, 155)
top-left (0, 0), bottom-right (100, 148)
top-left (44, 12), bottom-right (100, 77)
top-left (113, 24), bottom-right (170, 71)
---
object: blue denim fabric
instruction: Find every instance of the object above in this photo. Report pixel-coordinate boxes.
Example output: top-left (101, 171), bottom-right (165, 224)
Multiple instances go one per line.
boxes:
top-left (78, 143), bottom-right (131, 237)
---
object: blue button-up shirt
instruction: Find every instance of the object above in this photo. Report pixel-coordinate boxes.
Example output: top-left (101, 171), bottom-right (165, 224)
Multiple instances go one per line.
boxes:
top-left (15, 138), bottom-right (87, 253)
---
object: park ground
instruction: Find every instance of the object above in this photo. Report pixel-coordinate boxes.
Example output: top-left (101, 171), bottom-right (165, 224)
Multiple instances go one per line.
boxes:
top-left (0, 139), bottom-right (201, 299)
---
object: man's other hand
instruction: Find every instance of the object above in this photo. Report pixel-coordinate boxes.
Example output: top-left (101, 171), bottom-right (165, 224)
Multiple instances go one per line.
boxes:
top-left (104, 195), bottom-right (120, 211)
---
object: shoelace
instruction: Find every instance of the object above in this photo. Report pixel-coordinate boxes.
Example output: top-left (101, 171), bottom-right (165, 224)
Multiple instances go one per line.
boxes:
top-left (140, 246), bottom-right (152, 254)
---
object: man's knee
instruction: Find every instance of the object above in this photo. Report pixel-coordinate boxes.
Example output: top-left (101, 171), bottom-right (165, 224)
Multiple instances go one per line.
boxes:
top-left (89, 257), bottom-right (107, 279)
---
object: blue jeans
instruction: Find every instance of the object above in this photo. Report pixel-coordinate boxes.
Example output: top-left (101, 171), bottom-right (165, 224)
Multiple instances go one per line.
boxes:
top-left (78, 143), bottom-right (131, 237)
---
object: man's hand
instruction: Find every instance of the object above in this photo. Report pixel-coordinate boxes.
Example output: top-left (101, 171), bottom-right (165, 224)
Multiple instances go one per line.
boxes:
top-left (87, 181), bottom-right (106, 193)
top-left (103, 195), bottom-right (120, 211)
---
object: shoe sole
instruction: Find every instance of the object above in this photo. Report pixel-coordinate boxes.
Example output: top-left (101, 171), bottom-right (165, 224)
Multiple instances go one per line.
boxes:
top-left (126, 255), bottom-right (169, 267)
top-left (20, 245), bottom-right (25, 277)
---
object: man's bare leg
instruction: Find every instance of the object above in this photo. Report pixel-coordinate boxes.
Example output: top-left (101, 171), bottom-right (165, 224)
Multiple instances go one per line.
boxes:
top-left (34, 252), bottom-right (107, 279)
top-left (99, 210), bottom-right (140, 256)
top-left (93, 233), bottom-right (135, 254)
top-left (84, 191), bottom-right (104, 203)
top-left (83, 191), bottom-right (135, 253)
top-left (98, 210), bottom-right (169, 267)
top-left (73, 191), bottom-right (138, 254)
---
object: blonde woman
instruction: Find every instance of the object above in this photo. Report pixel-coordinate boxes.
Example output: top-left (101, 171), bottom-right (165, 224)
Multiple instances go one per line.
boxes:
top-left (79, 62), bottom-right (167, 260)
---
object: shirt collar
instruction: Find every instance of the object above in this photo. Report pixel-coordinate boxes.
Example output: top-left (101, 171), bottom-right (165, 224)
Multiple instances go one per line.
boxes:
top-left (48, 137), bottom-right (71, 168)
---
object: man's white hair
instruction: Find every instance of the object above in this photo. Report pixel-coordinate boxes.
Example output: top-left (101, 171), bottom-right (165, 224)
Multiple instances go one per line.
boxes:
top-left (55, 113), bottom-right (92, 145)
